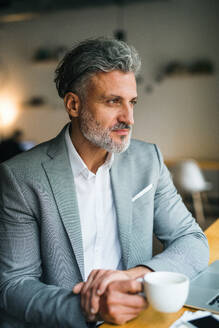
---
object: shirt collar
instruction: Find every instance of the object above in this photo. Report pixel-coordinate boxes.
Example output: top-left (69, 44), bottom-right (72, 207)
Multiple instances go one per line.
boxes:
top-left (64, 124), bottom-right (114, 179)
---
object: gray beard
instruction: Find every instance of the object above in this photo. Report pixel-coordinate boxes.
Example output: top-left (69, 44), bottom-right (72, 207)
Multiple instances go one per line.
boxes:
top-left (78, 109), bottom-right (131, 153)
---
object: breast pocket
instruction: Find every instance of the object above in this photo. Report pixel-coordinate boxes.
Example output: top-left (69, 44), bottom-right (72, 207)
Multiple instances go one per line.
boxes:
top-left (132, 184), bottom-right (154, 225)
top-left (132, 184), bottom-right (153, 202)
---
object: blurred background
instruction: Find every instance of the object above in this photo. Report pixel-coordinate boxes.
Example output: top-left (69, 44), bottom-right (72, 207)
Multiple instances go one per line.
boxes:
top-left (0, 0), bottom-right (218, 228)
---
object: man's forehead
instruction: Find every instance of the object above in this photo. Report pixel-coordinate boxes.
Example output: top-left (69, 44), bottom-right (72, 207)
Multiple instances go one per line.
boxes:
top-left (91, 70), bottom-right (136, 82)
top-left (88, 70), bottom-right (137, 95)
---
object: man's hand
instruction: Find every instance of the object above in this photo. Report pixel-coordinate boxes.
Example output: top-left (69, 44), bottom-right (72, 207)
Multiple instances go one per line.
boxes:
top-left (73, 266), bottom-right (152, 321)
top-left (73, 269), bottom-right (131, 321)
top-left (99, 279), bottom-right (148, 325)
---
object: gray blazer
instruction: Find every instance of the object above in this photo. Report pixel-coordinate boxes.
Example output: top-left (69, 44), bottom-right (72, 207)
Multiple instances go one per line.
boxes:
top-left (0, 126), bottom-right (209, 328)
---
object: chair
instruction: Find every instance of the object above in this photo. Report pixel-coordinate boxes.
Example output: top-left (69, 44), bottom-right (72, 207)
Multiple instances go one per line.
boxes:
top-left (172, 159), bottom-right (212, 226)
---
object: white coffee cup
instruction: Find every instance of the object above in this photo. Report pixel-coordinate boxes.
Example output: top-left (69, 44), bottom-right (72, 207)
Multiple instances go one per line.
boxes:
top-left (143, 271), bottom-right (189, 313)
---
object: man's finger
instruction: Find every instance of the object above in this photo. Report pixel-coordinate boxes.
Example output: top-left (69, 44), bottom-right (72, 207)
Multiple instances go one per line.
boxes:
top-left (82, 269), bottom-right (105, 295)
top-left (88, 270), bottom-right (114, 315)
top-left (82, 270), bottom-right (106, 315)
top-left (95, 271), bottom-right (129, 296)
top-left (80, 270), bottom-right (99, 311)
top-left (86, 313), bottom-right (97, 322)
top-left (113, 311), bottom-right (141, 325)
top-left (99, 301), bottom-right (147, 325)
top-left (89, 271), bottom-right (129, 313)
top-left (107, 291), bottom-right (147, 309)
top-left (108, 279), bottom-right (143, 294)
top-left (73, 282), bottom-right (84, 294)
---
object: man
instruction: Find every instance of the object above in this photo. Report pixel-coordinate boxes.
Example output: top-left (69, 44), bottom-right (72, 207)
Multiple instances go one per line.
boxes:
top-left (0, 38), bottom-right (209, 327)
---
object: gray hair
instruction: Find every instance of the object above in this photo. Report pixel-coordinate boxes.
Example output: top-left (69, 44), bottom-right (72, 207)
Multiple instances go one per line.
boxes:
top-left (54, 37), bottom-right (141, 99)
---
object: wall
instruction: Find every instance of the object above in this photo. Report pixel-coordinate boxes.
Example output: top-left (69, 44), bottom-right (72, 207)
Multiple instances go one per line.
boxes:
top-left (0, 0), bottom-right (219, 160)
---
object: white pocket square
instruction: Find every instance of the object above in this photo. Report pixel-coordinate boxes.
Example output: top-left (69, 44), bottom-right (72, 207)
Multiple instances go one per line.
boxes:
top-left (132, 184), bottom-right (153, 202)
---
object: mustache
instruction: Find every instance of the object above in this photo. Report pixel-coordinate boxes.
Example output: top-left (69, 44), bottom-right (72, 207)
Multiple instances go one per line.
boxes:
top-left (111, 123), bottom-right (132, 131)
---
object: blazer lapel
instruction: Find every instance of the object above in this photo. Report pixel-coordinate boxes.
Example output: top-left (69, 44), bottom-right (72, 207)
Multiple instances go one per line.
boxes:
top-left (110, 153), bottom-right (133, 269)
top-left (42, 127), bottom-right (85, 279)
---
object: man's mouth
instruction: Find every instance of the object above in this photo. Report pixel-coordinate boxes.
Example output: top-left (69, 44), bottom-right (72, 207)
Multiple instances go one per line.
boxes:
top-left (112, 129), bottom-right (130, 136)
top-left (111, 123), bottom-right (131, 137)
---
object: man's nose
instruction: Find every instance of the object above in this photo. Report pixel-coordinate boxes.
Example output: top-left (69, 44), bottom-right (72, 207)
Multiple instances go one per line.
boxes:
top-left (118, 103), bottom-right (134, 126)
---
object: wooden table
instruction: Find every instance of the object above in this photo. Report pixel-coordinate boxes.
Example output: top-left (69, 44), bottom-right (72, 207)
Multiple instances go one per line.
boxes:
top-left (102, 219), bottom-right (219, 328)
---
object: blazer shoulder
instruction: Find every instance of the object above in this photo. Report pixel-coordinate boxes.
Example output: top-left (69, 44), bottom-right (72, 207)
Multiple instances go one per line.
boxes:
top-left (130, 138), bottom-right (155, 149)
top-left (114, 139), bottom-right (162, 174)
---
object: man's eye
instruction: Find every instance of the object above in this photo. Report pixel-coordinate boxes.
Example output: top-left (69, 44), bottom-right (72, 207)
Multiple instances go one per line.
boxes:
top-left (108, 99), bottom-right (119, 104)
top-left (130, 100), bottom-right (137, 105)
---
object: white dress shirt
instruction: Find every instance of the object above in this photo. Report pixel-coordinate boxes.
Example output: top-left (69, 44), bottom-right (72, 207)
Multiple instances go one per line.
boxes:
top-left (65, 126), bottom-right (123, 280)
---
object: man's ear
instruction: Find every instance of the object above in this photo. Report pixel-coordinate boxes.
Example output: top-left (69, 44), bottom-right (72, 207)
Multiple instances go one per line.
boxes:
top-left (64, 92), bottom-right (81, 118)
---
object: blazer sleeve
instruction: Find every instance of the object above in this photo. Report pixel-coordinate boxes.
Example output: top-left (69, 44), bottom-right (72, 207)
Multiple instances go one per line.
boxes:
top-left (0, 163), bottom-right (89, 328)
top-left (144, 145), bottom-right (209, 278)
